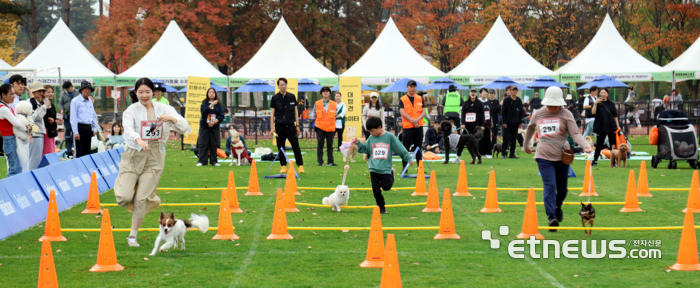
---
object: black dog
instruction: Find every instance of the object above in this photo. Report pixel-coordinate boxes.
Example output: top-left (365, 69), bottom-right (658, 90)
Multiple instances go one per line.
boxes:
top-left (493, 143), bottom-right (507, 158)
top-left (579, 202), bottom-right (596, 235)
top-left (440, 121), bottom-right (483, 165)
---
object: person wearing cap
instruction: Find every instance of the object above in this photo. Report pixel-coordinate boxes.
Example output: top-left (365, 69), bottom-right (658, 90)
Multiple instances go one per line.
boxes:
top-left (399, 80), bottom-right (425, 169)
top-left (362, 91), bottom-right (385, 138)
top-left (59, 81), bottom-right (76, 156)
top-left (501, 85), bottom-right (526, 159)
top-left (478, 88), bottom-right (493, 158)
top-left (270, 78), bottom-right (305, 174)
top-left (441, 84), bottom-right (463, 124)
top-left (27, 82), bottom-right (51, 170)
top-left (313, 86), bottom-right (337, 166)
top-left (530, 91), bottom-right (542, 111)
top-left (70, 81), bottom-right (99, 158)
top-left (153, 83), bottom-right (170, 105)
top-left (486, 89), bottom-right (501, 152)
top-left (524, 87), bottom-right (592, 231)
top-left (334, 91), bottom-right (346, 150)
top-left (460, 87), bottom-right (485, 137)
top-left (624, 86), bottom-right (640, 129)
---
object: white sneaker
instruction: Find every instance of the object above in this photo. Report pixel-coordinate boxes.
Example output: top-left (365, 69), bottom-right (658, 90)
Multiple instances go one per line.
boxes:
top-left (127, 236), bottom-right (140, 247)
top-left (453, 157), bottom-right (461, 164)
top-left (484, 155), bottom-right (493, 159)
top-left (214, 163), bottom-right (221, 167)
top-left (196, 163), bottom-right (203, 166)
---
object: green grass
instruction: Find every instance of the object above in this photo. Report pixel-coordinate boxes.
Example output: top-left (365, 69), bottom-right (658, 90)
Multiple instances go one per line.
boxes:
top-left (1, 136), bottom-right (700, 287)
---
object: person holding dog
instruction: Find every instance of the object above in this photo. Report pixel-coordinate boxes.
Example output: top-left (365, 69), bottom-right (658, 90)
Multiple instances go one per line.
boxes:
top-left (591, 87), bottom-right (620, 167)
top-left (0, 84), bottom-right (29, 177)
top-left (196, 88), bottom-right (224, 166)
top-left (399, 80), bottom-right (425, 170)
top-left (70, 81), bottom-right (99, 158)
top-left (115, 77), bottom-right (188, 247)
top-left (524, 87), bottom-right (592, 231)
top-left (314, 86), bottom-right (338, 166)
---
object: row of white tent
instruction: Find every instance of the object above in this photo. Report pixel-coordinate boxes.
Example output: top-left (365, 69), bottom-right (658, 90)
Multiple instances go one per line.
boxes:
top-left (2, 13), bottom-right (698, 88)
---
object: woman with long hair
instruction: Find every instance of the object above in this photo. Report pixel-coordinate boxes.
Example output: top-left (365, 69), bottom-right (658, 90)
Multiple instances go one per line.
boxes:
top-left (362, 92), bottom-right (385, 138)
top-left (197, 88), bottom-right (224, 166)
top-left (591, 88), bottom-right (620, 166)
top-left (114, 78), bottom-right (188, 247)
top-left (42, 85), bottom-right (60, 156)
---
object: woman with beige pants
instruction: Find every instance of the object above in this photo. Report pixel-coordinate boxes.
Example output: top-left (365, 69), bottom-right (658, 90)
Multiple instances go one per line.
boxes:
top-left (114, 78), bottom-right (188, 247)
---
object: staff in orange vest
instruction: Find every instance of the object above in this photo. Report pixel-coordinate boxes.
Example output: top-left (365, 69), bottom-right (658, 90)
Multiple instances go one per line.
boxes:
top-left (399, 80), bottom-right (426, 169)
top-left (314, 86), bottom-right (338, 166)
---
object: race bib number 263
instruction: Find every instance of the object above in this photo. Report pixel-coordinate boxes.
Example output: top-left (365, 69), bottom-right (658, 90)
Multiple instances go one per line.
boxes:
top-left (372, 143), bottom-right (390, 160)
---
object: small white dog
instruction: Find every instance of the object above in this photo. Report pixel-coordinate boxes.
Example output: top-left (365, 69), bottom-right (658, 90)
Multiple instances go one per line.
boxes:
top-left (150, 212), bottom-right (209, 256)
top-left (322, 185), bottom-right (350, 212)
top-left (14, 101), bottom-right (34, 170)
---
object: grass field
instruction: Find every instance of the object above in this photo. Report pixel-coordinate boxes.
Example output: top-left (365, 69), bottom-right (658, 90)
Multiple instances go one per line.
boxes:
top-left (1, 136), bottom-right (700, 287)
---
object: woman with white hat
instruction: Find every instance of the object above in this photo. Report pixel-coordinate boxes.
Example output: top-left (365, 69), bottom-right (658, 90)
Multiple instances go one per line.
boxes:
top-left (523, 87), bottom-right (592, 231)
top-left (362, 92), bottom-right (385, 138)
top-left (28, 82), bottom-right (50, 170)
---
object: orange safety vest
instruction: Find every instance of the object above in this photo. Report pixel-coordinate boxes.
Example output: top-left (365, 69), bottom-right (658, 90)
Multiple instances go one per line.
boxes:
top-left (314, 100), bottom-right (337, 132)
top-left (400, 94), bottom-right (424, 129)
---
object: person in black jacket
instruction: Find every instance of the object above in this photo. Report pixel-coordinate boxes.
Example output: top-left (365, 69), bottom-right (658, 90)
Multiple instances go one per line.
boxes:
top-left (197, 88), bottom-right (225, 166)
top-left (501, 85), bottom-right (526, 159)
top-left (270, 78), bottom-right (305, 174)
top-left (591, 88), bottom-right (620, 166)
top-left (478, 88), bottom-right (493, 158)
top-left (460, 87), bottom-right (485, 135)
top-left (486, 89), bottom-right (501, 152)
top-left (424, 121), bottom-right (443, 153)
top-left (530, 91), bottom-right (542, 111)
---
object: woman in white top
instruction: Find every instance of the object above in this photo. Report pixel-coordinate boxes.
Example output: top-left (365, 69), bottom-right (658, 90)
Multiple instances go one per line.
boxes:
top-left (0, 84), bottom-right (28, 177)
top-left (114, 78), bottom-right (188, 247)
top-left (334, 91), bottom-right (346, 149)
top-left (361, 92), bottom-right (385, 138)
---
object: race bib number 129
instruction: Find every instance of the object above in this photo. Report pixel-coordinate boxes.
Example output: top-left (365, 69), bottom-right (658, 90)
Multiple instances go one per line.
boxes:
top-left (372, 143), bottom-right (390, 160)
top-left (538, 118), bottom-right (561, 137)
top-left (140, 121), bottom-right (163, 141)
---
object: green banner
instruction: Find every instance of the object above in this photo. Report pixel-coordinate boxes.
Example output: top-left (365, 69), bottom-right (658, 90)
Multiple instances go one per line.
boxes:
top-left (674, 71), bottom-right (700, 81)
top-left (116, 77), bottom-right (228, 88)
top-left (560, 72), bottom-right (674, 83)
top-left (448, 75), bottom-right (557, 85)
top-left (29, 77), bottom-right (115, 86)
top-left (229, 77), bottom-right (338, 88)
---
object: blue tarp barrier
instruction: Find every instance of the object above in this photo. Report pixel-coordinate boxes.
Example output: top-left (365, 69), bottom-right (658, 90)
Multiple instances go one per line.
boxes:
top-left (38, 153), bottom-right (61, 168)
top-left (91, 153), bottom-right (117, 189)
top-left (6, 172), bottom-right (50, 226)
top-left (31, 167), bottom-right (70, 212)
top-left (46, 161), bottom-right (89, 206)
top-left (108, 149), bottom-right (122, 167)
top-left (116, 147), bottom-right (125, 154)
top-left (79, 156), bottom-right (109, 193)
top-left (100, 152), bottom-right (119, 175)
top-left (0, 180), bottom-right (31, 235)
top-left (0, 214), bottom-right (12, 240)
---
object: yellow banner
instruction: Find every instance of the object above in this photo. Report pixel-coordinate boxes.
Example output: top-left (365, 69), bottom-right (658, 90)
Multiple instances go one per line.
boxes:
top-left (183, 76), bottom-right (211, 145)
top-left (275, 78), bottom-right (298, 96)
top-left (339, 77), bottom-right (363, 141)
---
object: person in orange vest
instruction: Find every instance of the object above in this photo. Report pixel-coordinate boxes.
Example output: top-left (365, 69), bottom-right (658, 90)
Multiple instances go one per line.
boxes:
top-left (314, 86), bottom-right (338, 166)
top-left (399, 80), bottom-right (426, 169)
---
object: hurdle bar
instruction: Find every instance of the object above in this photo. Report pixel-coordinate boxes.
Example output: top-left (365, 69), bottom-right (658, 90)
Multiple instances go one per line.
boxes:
top-left (155, 186), bottom-right (700, 192)
top-left (287, 227), bottom-right (440, 231)
top-left (295, 203), bottom-right (426, 209)
top-left (536, 226), bottom-right (700, 231)
top-left (499, 202), bottom-right (640, 205)
top-left (156, 187), bottom-right (248, 191)
top-left (62, 228), bottom-right (216, 232)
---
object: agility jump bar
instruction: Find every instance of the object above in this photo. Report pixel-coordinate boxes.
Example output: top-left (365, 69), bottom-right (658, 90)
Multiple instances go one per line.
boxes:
top-left (500, 202), bottom-right (640, 205)
top-left (537, 226), bottom-right (700, 231)
top-left (287, 227), bottom-right (440, 231)
top-left (157, 187), bottom-right (248, 191)
top-left (62, 228), bottom-right (216, 232)
top-left (295, 203), bottom-right (426, 209)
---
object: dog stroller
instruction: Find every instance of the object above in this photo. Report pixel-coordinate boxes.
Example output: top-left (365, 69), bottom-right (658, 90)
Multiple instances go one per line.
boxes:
top-left (650, 110), bottom-right (698, 169)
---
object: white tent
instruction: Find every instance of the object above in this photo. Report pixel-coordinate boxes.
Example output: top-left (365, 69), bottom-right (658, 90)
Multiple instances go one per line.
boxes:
top-left (15, 18), bottom-right (115, 86)
top-left (0, 58), bottom-right (11, 68)
top-left (557, 14), bottom-right (672, 83)
top-left (229, 17), bottom-right (337, 87)
top-left (117, 20), bottom-right (228, 87)
top-left (664, 35), bottom-right (700, 82)
top-left (341, 18), bottom-right (446, 84)
top-left (448, 16), bottom-right (556, 85)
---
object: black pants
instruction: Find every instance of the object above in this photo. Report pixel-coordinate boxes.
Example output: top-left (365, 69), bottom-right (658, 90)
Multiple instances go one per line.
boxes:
top-left (401, 127), bottom-right (423, 168)
top-left (593, 132), bottom-right (617, 163)
top-left (197, 127), bottom-right (220, 165)
top-left (75, 124), bottom-right (94, 158)
top-left (370, 172), bottom-right (394, 209)
top-left (492, 122), bottom-right (499, 151)
top-left (316, 128), bottom-right (335, 164)
top-left (336, 124), bottom-right (344, 148)
top-left (479, 126), bottom-right (492, 155)
top-left (275, 123), bottom-right (304, 166)
top-left (502, 124), bottom-right (519, 157)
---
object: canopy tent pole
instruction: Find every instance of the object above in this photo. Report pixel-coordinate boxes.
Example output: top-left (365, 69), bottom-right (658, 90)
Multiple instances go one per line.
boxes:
top-left (113, 76), bottom-right (118, 125)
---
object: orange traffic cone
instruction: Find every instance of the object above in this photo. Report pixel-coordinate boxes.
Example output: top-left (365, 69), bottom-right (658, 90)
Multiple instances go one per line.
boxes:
top-left (683, 171), bottom-right (700, 213)
top-left (37, 239), bottom-right (59, 287)
top-left (422, 171), bottom-right (441, 213)
top-left (82, 172), bottom-right (102, 214)
top-left (637, 161), bottom-right (652, 197)
top-left (213, 188), bottom-right (239, 240)
top-left (89, 209), bottom-right (124, 272)
top-left (580, 160), bottom-right (599, 197)
top-left (39, 190), bottom-right (67, 242)
top-left (226, 171), bottom-right (243, 213)
top-left (517, 188), bottom-right (544, 239)
top-left (360, 206), bottom-right (385, 268)
top-left (620, 170), bottom-right (643, 212)
top-left (411, 160), bottom-right (428, 196)
top-left (267, 188), bottom-right (293, 240)
top-left (453, 160), bottom-right (472, 196)
top-left (669, 209), bottom-right (700, 270)
top-left (479, 171), bottom-right (502, 213)
top-left (380, 234), bottom-right (402, 288)
top-left (245, 160), bottom-right (263, 195)
top-left (435, 189), bottom-right (460, 239)
top-left (287, 160), bottom-right (301, 196)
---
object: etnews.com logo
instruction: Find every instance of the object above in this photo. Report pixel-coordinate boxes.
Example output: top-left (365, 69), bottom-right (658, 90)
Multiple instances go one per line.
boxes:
top-left (482, 226), bottom-right (662, 259)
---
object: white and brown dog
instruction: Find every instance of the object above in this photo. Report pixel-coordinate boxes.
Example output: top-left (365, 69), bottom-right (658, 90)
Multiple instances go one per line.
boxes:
top-left (150, 212), bottom-right (209, 256)
top-left (229, 130), bottom-right (252, 166)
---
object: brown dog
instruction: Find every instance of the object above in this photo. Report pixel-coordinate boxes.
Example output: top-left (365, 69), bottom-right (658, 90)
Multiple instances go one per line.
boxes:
top-left (579, 202), bottom-right (596, 236)
top-left (610, 143), bottom-right (630, 168)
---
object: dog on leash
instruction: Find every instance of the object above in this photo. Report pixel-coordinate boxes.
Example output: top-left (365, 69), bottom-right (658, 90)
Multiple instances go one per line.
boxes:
top-left (579, 202), bottom-right (596, 236)
top-left (229, 130), bottom-right (252, 166)
top-left (610, 143), bottom-right (630, 168)
top-left (493, 143), bottom-right (507, 158)
top-left (14, 101), bottom-right (34, 169)
top-left (322, 185), bottom-right (350, 212)
top-left (150, 212), bottom-right (209, 256)
top-left (440, 121), bottom-right (483, 164)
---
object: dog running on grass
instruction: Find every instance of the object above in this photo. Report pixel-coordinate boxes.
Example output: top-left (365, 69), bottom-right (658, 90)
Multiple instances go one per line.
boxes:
top-left (579, 203), bottom-right (596, 236)
top-left (440, 121), bottom-right (483, 165)
top-left (322, 185), bottom-right (351, 212)
top-left (492, 143), bottom-right (508, 159)
top-left (150, 212), bottom-right (209, 256)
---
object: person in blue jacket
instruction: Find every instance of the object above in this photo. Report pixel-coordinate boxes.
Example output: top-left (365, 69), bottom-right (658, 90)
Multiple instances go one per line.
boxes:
top-left (197, 88), bottom-right (225, 166)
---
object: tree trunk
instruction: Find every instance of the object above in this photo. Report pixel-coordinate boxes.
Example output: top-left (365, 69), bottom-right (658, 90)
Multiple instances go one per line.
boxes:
top-left (29, 0), bottom-right (38, 48)
top-left (99, 0), bottom-right (103, 17)
top-left (65, 0), bottom-right (70, 26)
top-left (685, 80), bottom-right (700, 101)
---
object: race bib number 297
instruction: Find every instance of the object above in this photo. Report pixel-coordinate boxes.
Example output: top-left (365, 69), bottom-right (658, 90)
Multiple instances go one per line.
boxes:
top-left (538, 118), bottom-right (561, 137)
top-left (372, 143), bottom-right (390, 160)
